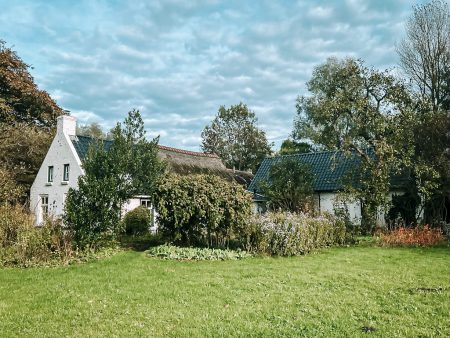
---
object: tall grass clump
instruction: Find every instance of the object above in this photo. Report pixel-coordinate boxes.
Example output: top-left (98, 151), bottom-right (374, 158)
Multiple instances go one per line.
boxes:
top-left (0, 205), bottom-right (73, 267)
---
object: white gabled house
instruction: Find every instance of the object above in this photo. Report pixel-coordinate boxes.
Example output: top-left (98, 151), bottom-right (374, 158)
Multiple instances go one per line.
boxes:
top-left (30, 115), bottom-right (253, 225)
top-left (30, 116), bottom-right (84, 224)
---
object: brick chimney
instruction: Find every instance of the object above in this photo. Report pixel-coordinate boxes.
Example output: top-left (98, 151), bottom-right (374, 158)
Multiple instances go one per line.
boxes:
top-left (57, 115), bottom-right (76, 136)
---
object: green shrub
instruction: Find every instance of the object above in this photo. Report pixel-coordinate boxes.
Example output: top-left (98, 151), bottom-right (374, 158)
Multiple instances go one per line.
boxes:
top-left (153, 174), bottom-right (252, 247)
top-left (243, 212), bottom-right (347, 256)
top-left (147, 244), bottom-right (251, 261)
top-left (0, 205), bottom-right (73, 267)
top-left (123, 206), bottom-right (151, 236)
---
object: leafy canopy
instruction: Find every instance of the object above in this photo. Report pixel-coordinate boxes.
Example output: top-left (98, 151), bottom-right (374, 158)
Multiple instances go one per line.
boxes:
top-left (153, 173), bottom-right (252, 248)
top-left (259, 158), bottom-right (314, 213)
top-left (0, 40), bottom-right (64, 197)
top-left (279, 139), bottom-right (313, 155)
top-left (294, 57), bottom-right (415, 231)
top-left (201, 102), bottom-right (272, 173)
top-left (64, 110), bottom-right (165, 248)
top-left (0, 40), bottom-right (63, 127)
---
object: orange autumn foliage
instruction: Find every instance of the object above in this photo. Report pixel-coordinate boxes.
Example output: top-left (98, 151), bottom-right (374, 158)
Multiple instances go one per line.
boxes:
top-left (380, 225), bottom-right (445, 246)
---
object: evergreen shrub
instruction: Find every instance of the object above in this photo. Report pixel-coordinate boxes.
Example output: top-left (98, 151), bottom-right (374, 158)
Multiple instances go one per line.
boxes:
top-left (123, 206), bottom-right (151, 236)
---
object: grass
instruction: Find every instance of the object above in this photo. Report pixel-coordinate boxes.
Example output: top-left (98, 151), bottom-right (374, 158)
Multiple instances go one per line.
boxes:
top-left (0, 244), bottom-right (448, 337)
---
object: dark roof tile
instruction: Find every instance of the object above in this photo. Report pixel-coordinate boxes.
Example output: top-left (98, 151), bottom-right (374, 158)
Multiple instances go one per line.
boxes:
top-left (248, 151), bottom-right (407, 193)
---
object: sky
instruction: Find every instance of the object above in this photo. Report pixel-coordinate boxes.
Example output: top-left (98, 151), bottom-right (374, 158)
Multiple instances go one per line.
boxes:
top-left (0, 0), bottom-right (420, 151)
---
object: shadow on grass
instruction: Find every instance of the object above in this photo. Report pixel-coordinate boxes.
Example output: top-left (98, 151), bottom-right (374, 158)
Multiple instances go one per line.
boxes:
top-left (119, 234), bottom-right (164, 252)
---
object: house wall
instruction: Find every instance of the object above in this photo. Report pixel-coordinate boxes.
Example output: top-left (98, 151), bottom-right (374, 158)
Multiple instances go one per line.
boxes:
top-left (315, 192), bottom-right (362, 224)
top-left (30, 116), bottom-right (84, 224)
top-left (253, 191), bottom-right (406, 227)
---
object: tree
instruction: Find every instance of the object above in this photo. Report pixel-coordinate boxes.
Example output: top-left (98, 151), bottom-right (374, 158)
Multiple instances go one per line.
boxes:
top-left (0, 124), bottom-right (53, 193)
top-left (76, 122), bottom-right (112, 139)
top-left (0, 166), bottom-right (23, 205)
top-left (397, 1), bottom-right (450, 224)
top-left (201, 103), bottom-right (272, 172)
top-left (0, 40), bottom-right (63, 127)
top-left (0, 40), bottom-right (64, 197)
top-left (259, 158), bottom-right (314, 213)
top-left (279, 139), bottom-right (312, 155)
top-left (397, 0), bottom-right (450, 111)
top-left (294, 57), bottom-right (415, 232)
top-left (64, 110), bottom-right (165, 248)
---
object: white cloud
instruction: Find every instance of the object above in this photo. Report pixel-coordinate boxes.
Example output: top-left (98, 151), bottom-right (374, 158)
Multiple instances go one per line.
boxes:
top-left (0, 0), bottom-right (415, 151)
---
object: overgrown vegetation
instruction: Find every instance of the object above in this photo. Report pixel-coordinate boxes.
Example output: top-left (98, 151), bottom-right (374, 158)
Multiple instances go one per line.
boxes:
top-left (147, 244), bottom-right (251, 261)
top-left (259, 158), bottom-right (314, 213)
top-left (243, 212), bottom-right (347, 256)
top-left (64, 110), bottom-right (165, 249)
top-left (379, 225), bottom-right (445, 247)
top-left (0, 206), bottom-right (65, 266)
top-left (153, 173), bottom-right (252, 247)
top-left (0, 205), bottom-right (121, 267)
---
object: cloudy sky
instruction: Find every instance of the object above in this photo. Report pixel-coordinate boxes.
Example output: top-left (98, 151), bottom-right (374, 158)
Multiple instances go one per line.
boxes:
top-left (1, 0), bottom-right (420, 151)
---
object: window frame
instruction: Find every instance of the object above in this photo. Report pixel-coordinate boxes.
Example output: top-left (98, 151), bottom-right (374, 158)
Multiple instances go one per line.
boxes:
top-left (63, 164), bottom-right (70, 181)
top-left (47, 166), bottom-right (54, 183)
top-left (41, 195), bottom-right (49, 218)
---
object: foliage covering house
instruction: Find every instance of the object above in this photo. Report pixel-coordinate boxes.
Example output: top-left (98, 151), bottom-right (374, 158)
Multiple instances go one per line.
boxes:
top-left (248, 151), bottom-right (409, 225)
top-left (30, 116), bottom-right (253, 224)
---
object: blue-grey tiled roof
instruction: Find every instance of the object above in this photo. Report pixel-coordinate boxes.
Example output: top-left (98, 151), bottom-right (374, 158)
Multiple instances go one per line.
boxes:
top-left (248, 151), bottom-right (408, 194)
top-left (70, 135), bottom-right (112, 161)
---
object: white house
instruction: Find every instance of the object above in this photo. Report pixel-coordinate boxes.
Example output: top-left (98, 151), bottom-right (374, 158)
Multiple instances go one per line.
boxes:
top-left (248, 152), bottom-right (408, 226)
top-left (30, 115), bottom-right (253, 225)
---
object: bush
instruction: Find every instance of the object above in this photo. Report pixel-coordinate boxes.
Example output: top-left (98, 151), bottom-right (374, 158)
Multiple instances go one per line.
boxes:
top-left (147, 244), bottom-right (251, 261)
top-left (258, 158), bottom-right (314, 213)
top-left (0, 205), bottom-right (73, 267)
top-left (153, 174), bottom-right (252, 247)
top-left (242, 212), bottom-right (347, 256)
top-left (379, 225), bottom-right (445, 246)
top-left (123, 206), bottom-right (151, 236)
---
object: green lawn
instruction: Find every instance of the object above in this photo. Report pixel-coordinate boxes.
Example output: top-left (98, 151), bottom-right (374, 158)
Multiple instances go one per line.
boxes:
top-left (0, 245), bottom-right (448, 337)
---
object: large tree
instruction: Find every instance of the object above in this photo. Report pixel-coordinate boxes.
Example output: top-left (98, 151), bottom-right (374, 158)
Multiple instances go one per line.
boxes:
top-left (201, 103), bottom-right (272, 173)
top-left (397, 0), bottom-right (450, 111)
top-left (64, 110), bottom-right (165, 248)
top-left (0, 40), bottom-right (63, 126)
top-left (397, 1), bottom-right (450, 224)
top-left (0, 40), bottom-right (64, 197)
top-left (294, 57), bottom-right (415, 232)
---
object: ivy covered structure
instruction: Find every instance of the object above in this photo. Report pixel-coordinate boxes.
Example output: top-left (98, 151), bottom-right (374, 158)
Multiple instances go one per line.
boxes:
top-left (248, 151), bottom-right (412, 227)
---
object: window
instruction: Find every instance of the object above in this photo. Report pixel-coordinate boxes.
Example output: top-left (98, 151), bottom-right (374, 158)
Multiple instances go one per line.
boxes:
top-left (63, 164), bottom-right (70, 181)
top-left (47, 166), bottom-right (54, 183)
top-left (41, 195), bottom-right (49, 217)
top-left (141, 199), bottom-right (151, 208)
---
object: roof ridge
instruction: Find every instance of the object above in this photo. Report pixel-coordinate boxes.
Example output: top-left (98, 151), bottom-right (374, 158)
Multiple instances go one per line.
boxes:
top-left (267, 149), bottom-right (341, 160)
top-left (74, 134), bottom-right (218, 158)
top-left (157, 145), bottom-right (219, 158)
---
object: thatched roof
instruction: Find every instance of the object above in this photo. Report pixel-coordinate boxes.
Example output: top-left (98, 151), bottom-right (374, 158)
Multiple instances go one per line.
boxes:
top-left (70, 135), bottom-right (253, 187)
top-left (157, 145), bottom-right (253, 186)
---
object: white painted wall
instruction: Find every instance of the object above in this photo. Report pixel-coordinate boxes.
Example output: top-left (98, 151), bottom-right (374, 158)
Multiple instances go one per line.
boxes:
top-left (315, 192), bottom-right (362, 224)
top-left (30, 116), bottom-right (83, 224)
